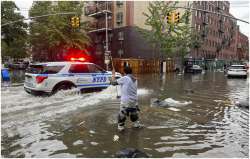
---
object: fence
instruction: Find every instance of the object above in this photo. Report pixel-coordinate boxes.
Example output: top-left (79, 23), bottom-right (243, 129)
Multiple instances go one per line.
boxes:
top-left (112, 58), bottom-right (175, 74)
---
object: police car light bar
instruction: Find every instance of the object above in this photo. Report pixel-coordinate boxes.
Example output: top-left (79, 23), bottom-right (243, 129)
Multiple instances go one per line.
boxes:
top-left (70, 57), bottom-right (85, 62)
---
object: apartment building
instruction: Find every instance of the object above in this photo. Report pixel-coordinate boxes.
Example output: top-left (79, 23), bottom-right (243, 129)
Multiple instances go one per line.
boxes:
top-left (190, 1), bottom-right (239, 61)
top-left (84, 1), bottom-right (158, 68)
top-left (84, 1), bottom-right (248, 69)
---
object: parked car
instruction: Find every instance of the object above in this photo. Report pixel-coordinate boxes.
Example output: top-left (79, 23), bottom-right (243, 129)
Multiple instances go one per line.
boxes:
top-left (227, 65), bottom-right (247, 78)
top-left (24, 61), bottom-right (122, 96)
top-left (185, 64), bottom-right (203, 74)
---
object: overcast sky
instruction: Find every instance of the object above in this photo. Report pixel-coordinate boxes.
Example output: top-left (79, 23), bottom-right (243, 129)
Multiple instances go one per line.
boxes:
top-left (14, 0), bottom-right (249, 37)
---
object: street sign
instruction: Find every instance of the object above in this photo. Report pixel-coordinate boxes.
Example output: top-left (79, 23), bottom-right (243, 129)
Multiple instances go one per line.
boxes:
top-left (105, 59), bottom-right (110, 65)
top-left (104, 51), bottom-right (111, 65)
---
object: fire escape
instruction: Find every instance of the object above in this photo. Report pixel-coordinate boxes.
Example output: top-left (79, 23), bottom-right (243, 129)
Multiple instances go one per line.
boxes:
top-left (216, 2), bottom-right (224, 59)
top-left (85, 1), bottom-right (113, 69)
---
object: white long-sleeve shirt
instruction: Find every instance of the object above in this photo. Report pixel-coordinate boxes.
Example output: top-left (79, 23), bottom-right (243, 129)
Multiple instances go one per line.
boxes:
top-left (117, 75), bottom-right (138, 105)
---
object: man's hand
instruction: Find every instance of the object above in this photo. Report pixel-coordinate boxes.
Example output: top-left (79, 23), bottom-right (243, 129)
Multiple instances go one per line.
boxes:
top-left (110, 67), bottom-right (118, 85)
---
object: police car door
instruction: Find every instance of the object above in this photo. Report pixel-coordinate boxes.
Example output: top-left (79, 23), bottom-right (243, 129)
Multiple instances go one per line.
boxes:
top-left (87, 64), bottom-right (109, 88)
top-left (68, 64), bottom-right (92, 89)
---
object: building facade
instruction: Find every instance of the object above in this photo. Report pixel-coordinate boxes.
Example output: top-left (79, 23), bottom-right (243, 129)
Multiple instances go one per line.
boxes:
top-left (236, 30), bottom-right (249, 61)
top-left (190, 1), bottom-right (239, 61)
top-left (84, 1), bottom-right (158, 68)
top-left (83, 1), bottom-right (248, 69)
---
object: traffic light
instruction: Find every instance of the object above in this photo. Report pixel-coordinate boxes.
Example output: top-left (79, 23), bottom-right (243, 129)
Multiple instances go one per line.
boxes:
top-left (167, 12), bottom-right (173, 24)
top-left (174, 12), bottom-right (180, 23)
top-left (71, 17), bottom-right (76, 27)
top-left (71, 16), bottom-right (80, 28)
top-left (75, 17), bottom-right (80, 27)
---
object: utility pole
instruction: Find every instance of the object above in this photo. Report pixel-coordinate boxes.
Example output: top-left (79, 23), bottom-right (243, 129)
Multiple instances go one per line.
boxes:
top-left (105, 2), bottom-right (109, 71)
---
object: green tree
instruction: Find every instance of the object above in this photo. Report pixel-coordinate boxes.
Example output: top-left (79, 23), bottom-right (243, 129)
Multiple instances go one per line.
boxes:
top-left (142, 1), bottom-right (202, 71)
top-left (1, 1), bottom-right (28, 59)
top-left (29, 1), bottom-right (90, 61)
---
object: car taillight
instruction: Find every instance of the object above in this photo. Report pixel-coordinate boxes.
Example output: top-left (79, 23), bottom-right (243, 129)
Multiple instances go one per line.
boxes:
top-left (36, 76), bottom-right (48, 84)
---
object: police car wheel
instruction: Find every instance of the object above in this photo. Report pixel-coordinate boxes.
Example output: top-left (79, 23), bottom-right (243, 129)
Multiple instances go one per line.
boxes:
top-left (53, 83), bottom-right (75, 94)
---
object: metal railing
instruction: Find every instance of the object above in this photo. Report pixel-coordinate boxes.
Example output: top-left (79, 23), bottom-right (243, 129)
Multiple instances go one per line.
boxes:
top-left (89, 20), bottom-right (112, 31)
top-left (85, 3), bottom-right (112, 16)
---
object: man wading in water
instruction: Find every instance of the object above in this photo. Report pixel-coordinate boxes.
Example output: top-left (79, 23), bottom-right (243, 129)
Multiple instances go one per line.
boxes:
top-left (111, 66), bottom-right (143, 131)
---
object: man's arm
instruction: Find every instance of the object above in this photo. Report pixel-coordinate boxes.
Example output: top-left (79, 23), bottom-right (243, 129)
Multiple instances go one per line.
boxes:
top-left (111, 67), bottom-right (118, 85)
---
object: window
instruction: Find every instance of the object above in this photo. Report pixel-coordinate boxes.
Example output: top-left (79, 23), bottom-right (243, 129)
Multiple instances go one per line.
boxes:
top-left (96, 45), bottom-right (103, 55)
top-left (119, 41), bottom-right (123, 46)
top-left (87, 64), bottom-right (104, 73)
top-left (118, 49), bottom-right (124, 57)
top-left (118, 31), bottom-right (124, 40)
top-left (198, 24), bottom-right (201, 31)
top-left (42, 66), bottom-right (64, 74)
top-left (69, 64), bottom-right (89, 73)
top-left (195, 10), bottom-right (198, 17)
top-left (116, 12), bottom-right (123, 25)
top-left (203, 1), bottom-right (207, 10)
top-left (26, 65), bottom-right (64, 74)
top-left (116, 1), bottom-right (123, 7)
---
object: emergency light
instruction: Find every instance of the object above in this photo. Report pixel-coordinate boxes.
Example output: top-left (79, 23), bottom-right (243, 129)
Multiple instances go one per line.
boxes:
top-left (70, 57), bottom-right (86, 61)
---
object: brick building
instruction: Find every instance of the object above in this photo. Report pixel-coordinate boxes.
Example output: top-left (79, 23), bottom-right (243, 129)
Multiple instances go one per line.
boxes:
top-left (190, 1), bottom-right (239, 62)
top-left (236, 30), bottom-right (249, 61)
top-left (83, 1), bottom-right (248, 71)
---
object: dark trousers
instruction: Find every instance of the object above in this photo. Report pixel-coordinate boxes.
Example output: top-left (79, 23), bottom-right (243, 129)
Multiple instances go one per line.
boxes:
top-left (118, 107), bottom-right (139, 126)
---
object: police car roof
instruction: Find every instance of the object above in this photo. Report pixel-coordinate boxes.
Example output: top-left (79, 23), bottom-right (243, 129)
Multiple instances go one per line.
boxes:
top-left (31, 61), bottom-right (94, 66)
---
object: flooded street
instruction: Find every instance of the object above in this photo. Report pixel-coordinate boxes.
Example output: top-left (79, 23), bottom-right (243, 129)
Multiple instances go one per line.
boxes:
top-left (1, 72), bottom-right (249, 157)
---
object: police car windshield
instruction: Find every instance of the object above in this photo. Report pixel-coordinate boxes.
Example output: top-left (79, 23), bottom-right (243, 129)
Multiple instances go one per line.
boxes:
top-left (26, 65), bottom-right (64, 74)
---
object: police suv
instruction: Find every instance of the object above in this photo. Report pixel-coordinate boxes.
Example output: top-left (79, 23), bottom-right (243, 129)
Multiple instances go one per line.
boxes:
top-left (24, 61), bottom-right (122, 95)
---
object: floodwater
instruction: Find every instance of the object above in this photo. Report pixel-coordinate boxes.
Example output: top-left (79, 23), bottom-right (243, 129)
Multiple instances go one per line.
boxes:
top-left (1, 71), bottom-right (249, 157)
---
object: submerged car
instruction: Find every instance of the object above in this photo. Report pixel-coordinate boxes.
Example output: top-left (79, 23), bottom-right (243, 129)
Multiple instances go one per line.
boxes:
top-left (24, 61), bottom-right (122, 95)
top-left (227, 65), bottom-right (247, 78)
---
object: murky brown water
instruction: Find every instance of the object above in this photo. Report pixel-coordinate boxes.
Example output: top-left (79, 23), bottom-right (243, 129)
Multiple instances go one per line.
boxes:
top-left (1, 72), bottom-right (249, 157)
